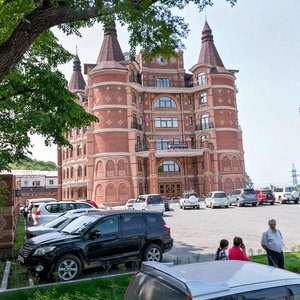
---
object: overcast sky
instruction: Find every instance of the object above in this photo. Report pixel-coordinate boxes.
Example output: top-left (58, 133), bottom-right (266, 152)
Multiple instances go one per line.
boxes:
top-left (30, 0), bottom-right (300, 188)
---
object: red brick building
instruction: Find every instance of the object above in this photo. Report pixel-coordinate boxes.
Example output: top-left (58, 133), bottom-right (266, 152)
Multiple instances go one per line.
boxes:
top-left (58, 22), bottom-right (245, 206)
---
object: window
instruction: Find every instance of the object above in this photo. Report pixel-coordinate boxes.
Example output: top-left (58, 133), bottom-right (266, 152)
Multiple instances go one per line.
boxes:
top-left (77, 127), bottom-right (81, 135)
top-left (84, 166), bottom-right (87, 176)
top-left (77, 166), bottom-right (83, 177)
top-left (189, 117), bottom-right (193, 125)
top-left (122, 214), bottom-right (145, 232)
top-left (154, 96), bottom-right (177, 108)
top-left (83, 144), bottom-right (87, 155)
top-left (156, 139), bottom-right (168, 150)
top-left (49, 180), bottom-right (54, 185)
top-left (138, 160), bottom-right (143, 172)
top-left (158, 160), bottom-right (180, 172)
top-left (129, 70), bottom-right (135, 82)
top-left (32, 181), bottom-right (40, 186)
top-left (155, 117), bottom-right (178, 128)
top-left (200, 92), bottom-right (208, 103)
top-left (132, 92), bottom-right (136, 103)
top-left (77, 145), bottom-right (82, 156)
top-left (69, 129), bottom-right (73, 137)
top-left (133, 114), bottom-right (137, 124)
top-left (201, 114), bottom-right (209, 129)
top-left (138, 95), bottom-right (143, 104)
top-left (70, 147), bottom-right (73, 158)
top-left (95, 216), bottom-right (119, 236)
top-left (156, 78), bottom-right (170, 87)
top-left (139, 116), bottom-right (143, 125)
top-left (188, 96), bottom-right (193, 105)
top-left (70, 167), bottom-right (74, 178)
top-left (198, 72), bottom-right (206, 85)
top-left (200, 134), bottom-right (209, 147)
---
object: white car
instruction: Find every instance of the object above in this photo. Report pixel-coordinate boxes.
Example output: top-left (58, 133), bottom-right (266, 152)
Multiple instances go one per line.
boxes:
top-left (179, 191), bottom-right (200, 210)
top-left (273, 186), bottom-right (299, 204)
top-left (124, 199), bottom-right (136, 210)
top-left (133, 194), bottom-right (165, 214)
top-left (205, 191), bottom-right (229, 208)
top-left (124, 260), bottom-right (300, 299)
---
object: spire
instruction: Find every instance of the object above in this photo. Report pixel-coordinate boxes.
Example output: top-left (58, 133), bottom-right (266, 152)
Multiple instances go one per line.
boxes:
top-left (68, 54), bottom-right (86, 92)
top-left (198, 21), bottom-right (225, 68)
top-left (93, 22), bottom-right (126, 71)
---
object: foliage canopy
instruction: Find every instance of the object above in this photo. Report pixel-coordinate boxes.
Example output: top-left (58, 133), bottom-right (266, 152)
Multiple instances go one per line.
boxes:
top-left (0, 0), bottom-right (236, 171)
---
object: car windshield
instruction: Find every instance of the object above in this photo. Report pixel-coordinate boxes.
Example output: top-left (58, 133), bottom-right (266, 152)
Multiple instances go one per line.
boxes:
top-left (214, 193), bottom-right (227, 198)
top-left (61, 215), bottom-right (101, 235)
top-left (44, 215), bottom-right (69, 228)
top-left (127, 199), bottom-right (136, 204)
top-left (244, 189), bottom-right (255, 194)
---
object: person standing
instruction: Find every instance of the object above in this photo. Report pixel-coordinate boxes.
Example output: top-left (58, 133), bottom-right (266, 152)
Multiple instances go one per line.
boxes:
top-left (228, 236), bottom-right (250, 261)
top-left (261, 219), bottom-right (284, 269)
top-left (214, 239), bottom-right (229, 260)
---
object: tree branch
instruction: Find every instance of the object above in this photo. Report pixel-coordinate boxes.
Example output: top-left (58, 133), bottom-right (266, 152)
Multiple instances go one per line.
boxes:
top-left (0, 3), bottom-right (100, 78)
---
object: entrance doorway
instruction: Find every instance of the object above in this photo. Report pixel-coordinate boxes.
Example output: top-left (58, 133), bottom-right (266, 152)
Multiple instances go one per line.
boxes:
top-left (159, 183), bottom-right (181, 198)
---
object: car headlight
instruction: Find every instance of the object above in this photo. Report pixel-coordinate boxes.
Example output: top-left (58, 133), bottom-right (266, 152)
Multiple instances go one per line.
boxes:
top-left (33, 246), bottom-right (56, 256)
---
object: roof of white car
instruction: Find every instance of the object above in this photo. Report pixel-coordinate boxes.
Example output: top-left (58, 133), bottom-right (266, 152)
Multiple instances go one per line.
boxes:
top-left (142, 261), bottom-right (300, 298)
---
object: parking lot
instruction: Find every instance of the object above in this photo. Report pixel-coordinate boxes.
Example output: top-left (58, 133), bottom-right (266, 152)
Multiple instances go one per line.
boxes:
top-left (163, 202), bottom-right (300, 263)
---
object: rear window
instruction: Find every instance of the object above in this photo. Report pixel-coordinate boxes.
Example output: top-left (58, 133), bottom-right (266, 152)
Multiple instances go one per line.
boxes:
top-left (214, 192), bottom-right (227, 198)
top-left (125, 272), bottom-right (187, 300)
top-left (147, 195), bottom-right (163, 204)
top-left (262, 190), bottom-right (272, 195)
top-left (144, 213), bottom-right (165, 226)
top-left (286, 187), bottom-right (297, 192)
top-left (243, 189), bottom-right (255, 194)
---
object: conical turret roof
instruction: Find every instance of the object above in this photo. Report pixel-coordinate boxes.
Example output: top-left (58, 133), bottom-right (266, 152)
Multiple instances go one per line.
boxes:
top-left (198, 21), bottom-right (225, 69)
top-left (68, 55), bottom-right (86, 91)
top-left (92, 23), bottom-right (126, 71)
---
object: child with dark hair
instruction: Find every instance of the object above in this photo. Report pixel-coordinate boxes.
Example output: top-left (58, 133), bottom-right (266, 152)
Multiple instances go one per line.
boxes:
top-left (214, 239), bottom-right (229, 260)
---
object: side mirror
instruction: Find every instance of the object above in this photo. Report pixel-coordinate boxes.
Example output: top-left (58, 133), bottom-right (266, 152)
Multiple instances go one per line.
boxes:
top-left (90, 229), bottom-right (101, 239)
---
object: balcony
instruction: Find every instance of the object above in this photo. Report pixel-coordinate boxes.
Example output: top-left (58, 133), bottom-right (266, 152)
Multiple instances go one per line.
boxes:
top-left (142, 79), bottom-right (188, 88)
top-left (131, 122), bottom-right (143, 131)
top-left (135, 143), bottom-right (149, 152)
top-left (195, 122), bottom-right (214, 131)
top-left (167, 142), bottom-right (188, 149)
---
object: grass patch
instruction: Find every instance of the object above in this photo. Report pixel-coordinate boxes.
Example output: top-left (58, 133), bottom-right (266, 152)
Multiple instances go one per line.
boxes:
top-left (250, 252), bottom-right (300, 273)
top-left (8, 260), bottom-right (29, 289)
top-left (13, 215), bottom-right (26, 257)
top-left (3, 275), bottom-right (132, 300)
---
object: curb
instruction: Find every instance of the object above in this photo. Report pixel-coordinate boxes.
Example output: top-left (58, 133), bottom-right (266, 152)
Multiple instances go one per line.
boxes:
top-left (0, 260), bottom-right (11, 291)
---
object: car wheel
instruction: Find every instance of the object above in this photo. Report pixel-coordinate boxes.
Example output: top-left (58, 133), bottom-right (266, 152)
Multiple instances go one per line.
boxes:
top-left (294, 200), bottom-right (299, 204)
top-left (279, 197), bottom-right (285, 204)
top-left (143, 244), bottom-right (162, 262)
top-left (237, 200), bottom-right (241, 207)
top-left (183, 205), bottom-right (186, 210)
top-left (270, 202), bottom-right (274, 205)
top-left (252, 203), bottom-right (257, 207)
top-left (54, 254), bottom-right (82, 281)
top-left (225, 205), bottom-right (228, 208)
top-left (197, 206), bottom-right (200, 209)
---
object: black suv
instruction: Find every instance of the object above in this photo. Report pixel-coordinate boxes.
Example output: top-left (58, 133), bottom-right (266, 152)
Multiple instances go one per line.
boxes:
top-left (18, 211), bottom-right (173, 281)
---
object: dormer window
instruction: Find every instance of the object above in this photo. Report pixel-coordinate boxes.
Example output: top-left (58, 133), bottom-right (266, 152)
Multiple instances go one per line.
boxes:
top-left (129, 70), bottom-right (136, 82)
top-left (198, 73), bottom-right (206, 85)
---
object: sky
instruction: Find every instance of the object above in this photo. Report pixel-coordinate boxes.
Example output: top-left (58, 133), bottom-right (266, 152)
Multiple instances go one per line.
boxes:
top-left (30, 0), bottom-right (300, 188)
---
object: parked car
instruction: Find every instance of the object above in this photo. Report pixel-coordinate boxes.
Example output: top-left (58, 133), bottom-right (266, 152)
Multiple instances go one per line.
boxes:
top-left (25, 208), bottom-right (100, 239)
top-left (134, 194), bottom-right (165, 214)
top-left (273, 186), bottom-right (299, 204)
top-left (162, 196), bottom-right (170, 211)
top-left (179, 191), bottom-right (200, 209)
top-left (256, 189), bottom-right (275, 205)
top-left (31, 201), bottom-right (94, 226)
top-left (229, 188), bottom-right (258, 207)
top-left (124, 260), bottom-right (300, 299)
top-left (76, 199), bottom-right (99, 208)
top-left (205, 191), bottom-right (229, 208)
top-left (25, 198), bottom-right (57, 225)
top-left (18, 211), bottom-right (173, 281)
top-left (125, 199), bottom-right (137, 210)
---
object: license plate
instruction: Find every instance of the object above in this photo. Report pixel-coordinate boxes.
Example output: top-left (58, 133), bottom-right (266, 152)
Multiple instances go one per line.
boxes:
top-left (18, 254), bottom-right (24, 263)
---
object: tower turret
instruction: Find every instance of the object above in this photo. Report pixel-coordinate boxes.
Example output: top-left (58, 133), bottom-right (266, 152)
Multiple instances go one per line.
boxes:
top-left (68, 54), bottom-right (86, 92)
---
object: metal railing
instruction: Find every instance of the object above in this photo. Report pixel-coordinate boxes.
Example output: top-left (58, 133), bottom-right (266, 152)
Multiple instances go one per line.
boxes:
top-left (195, 122), bottom-right (214, 131)
top-left (131, 122), bottom-right (143, 131)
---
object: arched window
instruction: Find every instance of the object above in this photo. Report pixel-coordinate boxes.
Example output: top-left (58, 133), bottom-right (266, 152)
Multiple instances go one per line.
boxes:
top-left (158, 160), bottom-right (180, 172)
top-left (138, 160), bottom-right (143, 172)
top-left (77, 145), bottom-right (82, 156)
top-left (139, 183), bottom-right (143, 194)
top-left (70, 147), bottom-right (73, 158)
top-left (66, 168), bottom-right (69, 179)
top-left (83, 144), bottom-right (87, 155)
top-left (62, 150), bottom-right (65, 160)
top-left (84, 166), bottom-right (87, 176)
top-left (132, 91), bottom-right (136, 103)
top-left (76, 127), bottom-right (81, 135)
top-left (63, 170), bottom-right (65, 179)
top-left (78, 187), bottom-right (83, 198)
top-left (201, 114), bottom-right (209, 130)
top-left (70, 167), bottom-right (74, 178)
top-left (66, 148), bottom-right (69, 159)
top-left (139, 116), bottom-right (143, 125)
top-left (133, 114), bottom-right (137, 124)
top-left (77, 166), bottom-right (83, 177)
top-left (198, 72), bottom-right (206, 85)
top-left (154, 96), bottom-right (176, 108)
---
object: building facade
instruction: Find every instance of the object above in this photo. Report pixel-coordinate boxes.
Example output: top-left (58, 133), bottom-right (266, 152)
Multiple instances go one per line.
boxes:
top-left (58, 22), bottom-right (245, 206)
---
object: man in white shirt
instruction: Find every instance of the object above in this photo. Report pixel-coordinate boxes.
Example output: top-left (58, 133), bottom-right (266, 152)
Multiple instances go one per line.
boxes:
top-left (261, 219), bottom-right (284, 269)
